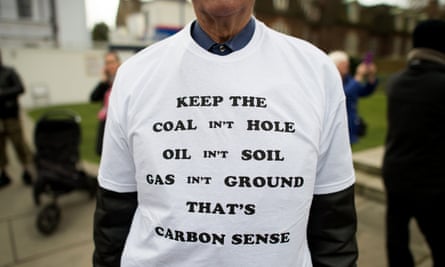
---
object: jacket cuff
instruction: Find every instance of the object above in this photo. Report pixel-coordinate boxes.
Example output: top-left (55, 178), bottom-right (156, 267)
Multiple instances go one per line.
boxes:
top-left (307, 185), bottom-right (358, 267)
top-left (93, 186), bottom-right (137, 267)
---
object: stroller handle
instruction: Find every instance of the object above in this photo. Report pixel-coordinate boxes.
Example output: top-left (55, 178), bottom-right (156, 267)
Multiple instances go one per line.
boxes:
top-left (38, 109), bottom-right (81, 124)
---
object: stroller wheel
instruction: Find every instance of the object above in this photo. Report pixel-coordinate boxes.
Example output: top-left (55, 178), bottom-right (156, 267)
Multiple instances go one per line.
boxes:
top-left (37, 203), bottom-right (61, 235)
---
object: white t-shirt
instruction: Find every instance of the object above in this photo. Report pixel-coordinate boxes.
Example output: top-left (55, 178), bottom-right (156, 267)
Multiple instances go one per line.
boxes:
top-left (98, 19), bottom-right (355, 267)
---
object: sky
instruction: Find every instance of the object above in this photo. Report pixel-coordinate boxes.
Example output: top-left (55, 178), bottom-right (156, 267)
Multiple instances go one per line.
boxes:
top-left (357, 0), bottom-right (413, 7)
top-left (85, 0), bottom-right (119, 29)
top-left (357, 0), bottom-right (409, 6)
top-left (85, 0), bottom-right (443, 29)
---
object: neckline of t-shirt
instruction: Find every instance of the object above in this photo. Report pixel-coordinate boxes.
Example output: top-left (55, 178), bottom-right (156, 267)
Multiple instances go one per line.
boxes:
top-left (183, 18), bottom-right (264, 63)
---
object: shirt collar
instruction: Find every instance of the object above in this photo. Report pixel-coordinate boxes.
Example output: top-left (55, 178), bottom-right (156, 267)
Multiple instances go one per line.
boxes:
top-left (191, 18), bottom-right (255, 54)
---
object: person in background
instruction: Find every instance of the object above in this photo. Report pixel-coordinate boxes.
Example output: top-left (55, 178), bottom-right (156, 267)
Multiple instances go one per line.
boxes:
top-left (0, 49), bottom-right (33, 188)
top-left (90, 50), bottom-right (121, 156)
top-left (328, 50), bottom-right (378, 144)
top-left (93, 0), bottom-right (358, 266)
top-left (382, 19), bottom-right (445, 267)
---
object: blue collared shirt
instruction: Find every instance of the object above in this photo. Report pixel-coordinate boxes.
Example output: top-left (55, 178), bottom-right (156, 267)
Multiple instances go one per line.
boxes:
top-left (191, 18), bottom-right (255, 55)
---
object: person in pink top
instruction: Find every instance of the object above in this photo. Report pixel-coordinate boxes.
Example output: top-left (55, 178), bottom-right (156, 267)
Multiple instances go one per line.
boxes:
top-left (90, 51), bottom-right (120, 156)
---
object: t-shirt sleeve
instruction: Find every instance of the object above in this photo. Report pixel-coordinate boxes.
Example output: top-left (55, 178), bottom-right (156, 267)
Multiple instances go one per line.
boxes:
top-left (97, 72), bottom-right (137, 193)
top-left (315, 62), bottom-right (355, 195)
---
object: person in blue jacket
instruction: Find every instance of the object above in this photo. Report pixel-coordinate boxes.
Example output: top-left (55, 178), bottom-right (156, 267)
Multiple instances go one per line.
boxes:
top-left (329, 50), bottom-right (378, 144)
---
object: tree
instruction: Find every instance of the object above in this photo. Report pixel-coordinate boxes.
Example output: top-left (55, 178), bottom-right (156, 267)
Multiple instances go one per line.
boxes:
top-left (91, 22), bottom-right (109, 42)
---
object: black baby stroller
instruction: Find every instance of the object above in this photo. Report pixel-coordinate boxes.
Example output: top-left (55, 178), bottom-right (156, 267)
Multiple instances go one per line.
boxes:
top-left (32, 110), bottom-right (97, 235)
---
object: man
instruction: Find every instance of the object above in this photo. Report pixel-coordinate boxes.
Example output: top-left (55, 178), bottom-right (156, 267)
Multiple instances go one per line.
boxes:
top-left (0, 49), bottom-right (33, 188)
top-left (90, 50), bottom-right (121, 156)
top-left (382, 19), bottom-right (445, 267)
top-left (93, 1), bottom-right (358, 266)
top-left (328, 50), bottom-right (378, 144)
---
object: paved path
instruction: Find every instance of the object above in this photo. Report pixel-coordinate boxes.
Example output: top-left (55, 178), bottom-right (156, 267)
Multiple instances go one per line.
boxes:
top-left (0, 112), bottom-right (432, 267)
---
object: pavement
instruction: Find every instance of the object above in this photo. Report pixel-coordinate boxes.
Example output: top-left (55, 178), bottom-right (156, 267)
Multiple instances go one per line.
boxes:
top-left (0, 112), bottom-right (432, 267)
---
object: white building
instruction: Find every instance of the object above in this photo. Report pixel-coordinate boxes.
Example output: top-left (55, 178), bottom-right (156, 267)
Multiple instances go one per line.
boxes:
top-left (1, 0), bottom-right (196, 108)
top-left (0, 0), bottom-right (91, 49)
top-left (0, 0), bottom-right (102, 108)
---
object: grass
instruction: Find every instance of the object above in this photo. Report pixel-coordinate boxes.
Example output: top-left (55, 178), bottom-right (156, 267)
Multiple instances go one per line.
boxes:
top-left (352, 86), bottom-right (388, 152)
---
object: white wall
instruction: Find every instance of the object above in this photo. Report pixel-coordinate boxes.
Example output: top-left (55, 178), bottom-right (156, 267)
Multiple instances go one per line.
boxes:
top-left (1, 47), bottom-right (113, 109)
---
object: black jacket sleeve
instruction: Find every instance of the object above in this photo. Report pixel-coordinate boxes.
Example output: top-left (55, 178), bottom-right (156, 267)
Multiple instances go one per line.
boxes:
top-left (93, 186), bottom-right (137, 267)
top-left (0, 67), bottom-right (24, 98)
top-left (307, 185), bottom-right (358, 267)
top-left (90, 82), bottom-right (110, 102)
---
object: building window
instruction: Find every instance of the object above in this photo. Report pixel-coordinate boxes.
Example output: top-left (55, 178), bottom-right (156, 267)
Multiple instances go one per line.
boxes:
top-left (347, 3), bottom-right (360, 23)
top-left (368, 38), bottom-right (378, 57)
top-left (345, 31), bottom-right (359, 56)
top-left (394, 15), bottom-right (404, 31)
top-left (273, 0), bottom-right (289, 12)
top-left (407, 17), bottom-right (419, 33)
top-left (17, 0), bottom-right (32, 18)
top-left (271, 19), bottom-right (290, 35)
top-left (300, 0), bottom-right (320, 22)
top-left (392, 37), bottom-right (402, 58)
top-left (0, 0), bottom-right (16, 19)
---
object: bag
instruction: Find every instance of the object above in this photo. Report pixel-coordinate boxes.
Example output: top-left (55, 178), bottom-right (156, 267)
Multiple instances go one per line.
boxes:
top-left (357, 117), bottom-right (367, 137)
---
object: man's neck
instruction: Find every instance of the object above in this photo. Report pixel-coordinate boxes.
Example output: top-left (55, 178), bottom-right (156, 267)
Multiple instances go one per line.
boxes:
top-left (197, 15), bottom-right (252, 43)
